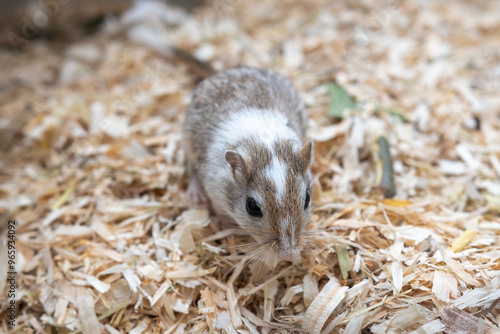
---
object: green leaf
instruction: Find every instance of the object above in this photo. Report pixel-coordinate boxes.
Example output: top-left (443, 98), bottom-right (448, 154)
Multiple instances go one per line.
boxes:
top-left (327, 83), bottom-right (357, 119)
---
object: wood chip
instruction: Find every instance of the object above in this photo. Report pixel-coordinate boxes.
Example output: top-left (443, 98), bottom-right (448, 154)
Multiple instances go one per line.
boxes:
top-left (3, 0), bottom-right (500, 332)
top-left (77, 294), bottom-right (101, 334)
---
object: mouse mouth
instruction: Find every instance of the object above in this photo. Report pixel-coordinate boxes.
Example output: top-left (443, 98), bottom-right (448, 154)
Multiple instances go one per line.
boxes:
top-left (278, 246), bottom-right (301, 262)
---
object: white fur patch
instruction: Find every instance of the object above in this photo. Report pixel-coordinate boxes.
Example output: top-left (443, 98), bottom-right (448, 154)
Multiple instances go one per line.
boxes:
top-left (280, 216), bottom-right (291, 245)
top-left (203, 109), bottom-right (301, 217)
top-left (265, 156), bottom-right (288, 203)
top-left (215, 109), bottom-right (299, 151)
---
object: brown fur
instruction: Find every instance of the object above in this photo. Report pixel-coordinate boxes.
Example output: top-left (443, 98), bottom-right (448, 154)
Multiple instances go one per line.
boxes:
top-left (182, 67), bottom-right (312, 261)
top-left (226, 139), bottom-right (312, 249)
top-left (183, 67), bottom-right (306, 169)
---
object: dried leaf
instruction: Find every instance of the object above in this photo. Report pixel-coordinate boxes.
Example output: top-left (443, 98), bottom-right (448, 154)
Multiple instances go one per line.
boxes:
top-left (327, 83), bottom-right (357, 118)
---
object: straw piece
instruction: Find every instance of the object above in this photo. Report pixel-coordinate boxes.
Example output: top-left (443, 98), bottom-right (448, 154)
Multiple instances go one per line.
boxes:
top-left (382, 199), bottom-right (412, 207)
top-left (51, 183), bottom-right (76, 210)
top-left (449, 228), bottom-right (477, 253)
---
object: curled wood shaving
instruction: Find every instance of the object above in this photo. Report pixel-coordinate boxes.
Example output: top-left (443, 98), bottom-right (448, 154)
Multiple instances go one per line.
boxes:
top-left (303, 278), bottom-right (348, 334)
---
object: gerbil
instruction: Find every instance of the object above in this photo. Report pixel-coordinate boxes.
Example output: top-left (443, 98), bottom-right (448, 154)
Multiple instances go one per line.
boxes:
top-left (182, 67), bottom-right (314, 262)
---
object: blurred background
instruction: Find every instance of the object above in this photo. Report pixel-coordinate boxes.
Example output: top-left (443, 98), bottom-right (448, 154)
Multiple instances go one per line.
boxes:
top-left (1, 0), bottom-right (499, 197)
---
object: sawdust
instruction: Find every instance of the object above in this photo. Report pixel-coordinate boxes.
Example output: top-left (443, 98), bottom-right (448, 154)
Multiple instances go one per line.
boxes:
top-left (0, 0), bottom-right (499, 333)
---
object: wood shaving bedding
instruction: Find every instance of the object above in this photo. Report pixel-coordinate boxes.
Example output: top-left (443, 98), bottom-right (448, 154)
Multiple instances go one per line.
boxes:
top-left (0, 0), bottom-right (499, 333)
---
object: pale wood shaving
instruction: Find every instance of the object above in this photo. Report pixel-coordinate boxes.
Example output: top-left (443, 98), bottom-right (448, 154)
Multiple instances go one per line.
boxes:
top-left (1, 0), bottom-right (500, 333)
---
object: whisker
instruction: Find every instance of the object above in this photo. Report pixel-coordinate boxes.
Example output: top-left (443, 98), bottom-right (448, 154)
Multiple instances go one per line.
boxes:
top-left (223, 242), bottom-right (261, 250)
top-left (221, 240), bottom-right (273, 279)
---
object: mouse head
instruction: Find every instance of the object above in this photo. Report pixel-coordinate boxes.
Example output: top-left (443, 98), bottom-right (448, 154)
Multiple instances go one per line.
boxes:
top-left (224, 138), bottom-right (314, 262)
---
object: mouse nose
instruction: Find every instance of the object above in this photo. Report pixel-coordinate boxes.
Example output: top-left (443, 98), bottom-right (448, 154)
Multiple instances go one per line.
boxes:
top-left (279, 246), bottom-right (301, 262)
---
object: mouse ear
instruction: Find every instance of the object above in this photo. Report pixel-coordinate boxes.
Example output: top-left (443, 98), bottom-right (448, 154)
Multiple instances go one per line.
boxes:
top-left (225, 150), bottom-right (248, 180)
top-left (299, 138), bottom-right (314, 171)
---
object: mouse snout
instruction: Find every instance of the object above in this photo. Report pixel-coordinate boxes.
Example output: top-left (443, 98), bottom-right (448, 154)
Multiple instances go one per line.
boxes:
top-left (278, 245), bottom-right (301, 262)
top-left (276, 217), bottom-right (303, 261)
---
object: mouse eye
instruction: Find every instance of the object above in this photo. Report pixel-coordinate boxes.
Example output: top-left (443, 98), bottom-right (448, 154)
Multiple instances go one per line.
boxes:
top-left (246, 197), bottom-right (263, 217)
top-left (304, 191), bottom-right (310, 210)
